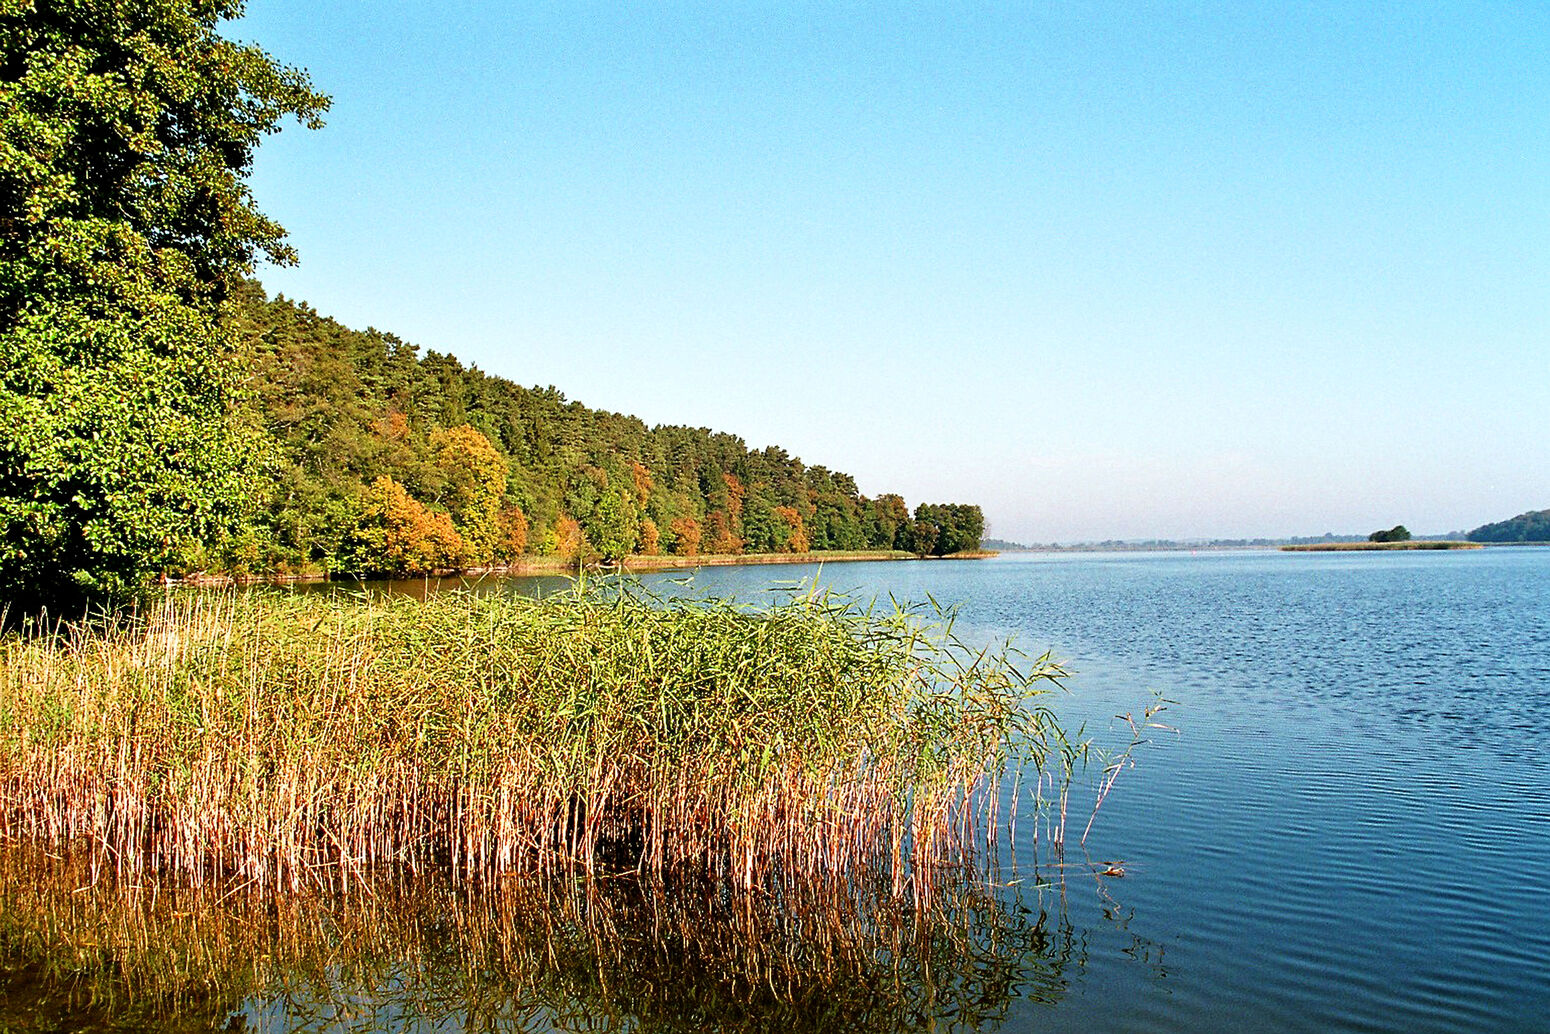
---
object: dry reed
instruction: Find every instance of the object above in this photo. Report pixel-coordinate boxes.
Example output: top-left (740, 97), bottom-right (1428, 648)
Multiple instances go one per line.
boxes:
top-left (0, 584), bottom-right (1067, 897)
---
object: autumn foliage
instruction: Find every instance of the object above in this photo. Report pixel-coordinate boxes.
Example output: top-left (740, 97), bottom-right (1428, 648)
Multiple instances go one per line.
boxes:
top-left (670, 517), bottom-right (702, 557)
top-left (347, 477), bottom-right (466, 576)
top-left (551, 515), bottom-right (585, 561)
top-left (639, 516), bottom-right (661, 556)
top-left (704, 510), bottom-right (741, 555)
top-left (775, 506), bottom-right (810, 553)
top-left (495, 506), bottom-right (529, 562)
top-left (429, 425), bottom-right (508, 566)
top-left (216, 288), bottom-right (985, 576)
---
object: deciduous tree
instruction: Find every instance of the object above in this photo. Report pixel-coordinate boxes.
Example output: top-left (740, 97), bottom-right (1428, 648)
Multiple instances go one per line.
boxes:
top-left (550, 514), bottom-right (584, 561)
top-left (704, 509), bottom-right (741, 555)
top-left (0, 0), bottom-right (326, 610)
top-left (912, 504), bottom-right (985, 555)
top-left (670, 516), bottom-right (702, 557)
top-left (494, 505), bottom-right (528, 562)
top-left (639, 516), bottom-right (661, 556)
top-left (429, 424), bottom-right (506, 565)
top-left (775, 505), bottom-right (809, 553)
top-left (586, 490), bottom-right (639, 561)
top-left (345, 477), bottom-right (464, 577)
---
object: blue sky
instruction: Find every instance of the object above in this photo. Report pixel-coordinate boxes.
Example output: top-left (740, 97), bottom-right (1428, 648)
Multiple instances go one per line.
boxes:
top-left (236, 2), bottom-right (1548, 542)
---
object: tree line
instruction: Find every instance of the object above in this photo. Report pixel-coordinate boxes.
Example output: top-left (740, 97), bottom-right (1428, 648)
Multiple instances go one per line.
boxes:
top-left (1467, 510), bottom-right (1550, 544)
top-left (227, 284), bottom-right (983, 577)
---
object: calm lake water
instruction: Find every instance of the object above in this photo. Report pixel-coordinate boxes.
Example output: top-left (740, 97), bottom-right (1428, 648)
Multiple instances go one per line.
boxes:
top-left (4, 548), bottom-right (1548, 1032)
top-left (622, 548), bottom-right (1550, 1033)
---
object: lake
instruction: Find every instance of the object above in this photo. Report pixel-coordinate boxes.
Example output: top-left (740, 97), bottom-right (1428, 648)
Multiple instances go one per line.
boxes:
top-left (3, 547), bottom-right (1547, 1032)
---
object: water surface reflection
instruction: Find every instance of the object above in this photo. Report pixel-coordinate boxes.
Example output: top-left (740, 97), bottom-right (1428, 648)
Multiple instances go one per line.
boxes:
top-left (0, 848), bottom-right (1131, 1033)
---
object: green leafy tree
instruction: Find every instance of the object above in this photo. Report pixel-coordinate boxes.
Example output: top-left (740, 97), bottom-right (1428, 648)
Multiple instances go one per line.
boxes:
top-left (904, 519), bottom-right (939, 557)
top-left (0, 0), bottom-right (327, 610)
top-left (912, 504), bottom-right (986, 556)
top-left (1368, 525), bottom-right (1411, 543)
top-left (586, 490), bottom-right (639, 561)
top-left (866, 493), bottom-right (911, 550)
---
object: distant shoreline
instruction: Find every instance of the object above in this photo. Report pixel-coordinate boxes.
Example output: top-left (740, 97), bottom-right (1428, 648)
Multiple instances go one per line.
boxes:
top-left (1279, 541), bottom-right (1484, 552)
top-left (989, 541), bottom-right (1550, 554)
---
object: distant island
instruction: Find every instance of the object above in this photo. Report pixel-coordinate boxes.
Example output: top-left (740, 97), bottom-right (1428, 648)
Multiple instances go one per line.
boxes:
top-left (980, 528), bottom-right (1532, 553)
top-left (1281, 541), bottom-right (1482, 552)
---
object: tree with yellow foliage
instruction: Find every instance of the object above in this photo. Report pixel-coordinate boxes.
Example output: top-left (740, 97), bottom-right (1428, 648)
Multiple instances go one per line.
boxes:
top-left (428, 425), bottom-right (507, 565)
top-left (639, 517), bottom-right (661, 555)
top-left (346, 477), bottom-right (465, 576)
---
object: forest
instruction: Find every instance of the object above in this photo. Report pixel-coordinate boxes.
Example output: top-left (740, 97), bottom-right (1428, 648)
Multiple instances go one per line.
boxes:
top-left (1467, 509), bottom-right (1550, 544)
top-left (224, 284), bottom-right (984, 578)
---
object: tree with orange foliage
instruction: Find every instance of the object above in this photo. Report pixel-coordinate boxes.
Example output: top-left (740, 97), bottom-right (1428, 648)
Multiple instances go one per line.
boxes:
top-left (721, 472), bottom-right (745, 523)
top-left (669, 516), bottom-right (702, 556)
top-left (551, 515), bottom-right (585, 561)
top-left (494, 506), bottom-right (529, 562)
top-left (704, 510), bottom-right (742, 555)
top-left (346, 476), bottom-right (466, 576)
top-left (639, 516), bottom-right (661, 555)
top-left (775, 505), bottom-right (809, 553)
top-left (630, 461), bottom-right (653, 508)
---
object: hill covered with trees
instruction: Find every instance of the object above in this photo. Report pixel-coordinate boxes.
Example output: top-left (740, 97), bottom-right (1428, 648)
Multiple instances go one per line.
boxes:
top-left (224, 284), bottom-right (981, 576)
top-left (1467, 510), bottom-right (1550, 544)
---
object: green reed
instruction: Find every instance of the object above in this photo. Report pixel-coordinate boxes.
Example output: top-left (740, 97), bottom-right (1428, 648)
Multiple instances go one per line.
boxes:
top-left (0, 583), bottom-right (1067, 895)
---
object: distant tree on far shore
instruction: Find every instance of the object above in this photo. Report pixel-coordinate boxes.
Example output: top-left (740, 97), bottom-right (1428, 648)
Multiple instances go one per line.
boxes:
top-left (1368, 525), bottom-right (1412, 543)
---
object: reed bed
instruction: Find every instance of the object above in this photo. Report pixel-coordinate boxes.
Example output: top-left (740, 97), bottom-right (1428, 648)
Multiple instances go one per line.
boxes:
top-left (0, 584), bottom-right (1067, 896)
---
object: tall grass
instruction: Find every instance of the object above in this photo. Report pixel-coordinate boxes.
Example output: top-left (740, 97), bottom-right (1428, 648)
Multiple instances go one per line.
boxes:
top-left (0, 583), bottom-right (1067, 896)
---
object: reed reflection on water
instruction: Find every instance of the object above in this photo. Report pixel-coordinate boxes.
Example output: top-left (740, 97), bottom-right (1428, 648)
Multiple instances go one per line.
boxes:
top-left (0, 846), bottom-right (1124, 1033)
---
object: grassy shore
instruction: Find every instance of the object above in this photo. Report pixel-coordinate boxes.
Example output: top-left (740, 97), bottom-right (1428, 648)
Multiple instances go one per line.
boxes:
top-left (1279, 541), bottom-right (1483, 552)
top-left (617, 549), bottom-right (912, 570)
top-left (0, 585), bottom-right (1064, 895)
top-left (176, 548), bottom-right (995, 586)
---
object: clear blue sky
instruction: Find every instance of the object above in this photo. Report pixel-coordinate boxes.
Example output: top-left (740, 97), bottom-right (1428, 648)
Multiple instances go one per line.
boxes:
top-left (235, 1), bottom-right (1548, 542)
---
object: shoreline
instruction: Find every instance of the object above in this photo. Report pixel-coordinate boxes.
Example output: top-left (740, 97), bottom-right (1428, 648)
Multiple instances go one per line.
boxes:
top-left (171, 549), bottom-right (998, 588)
